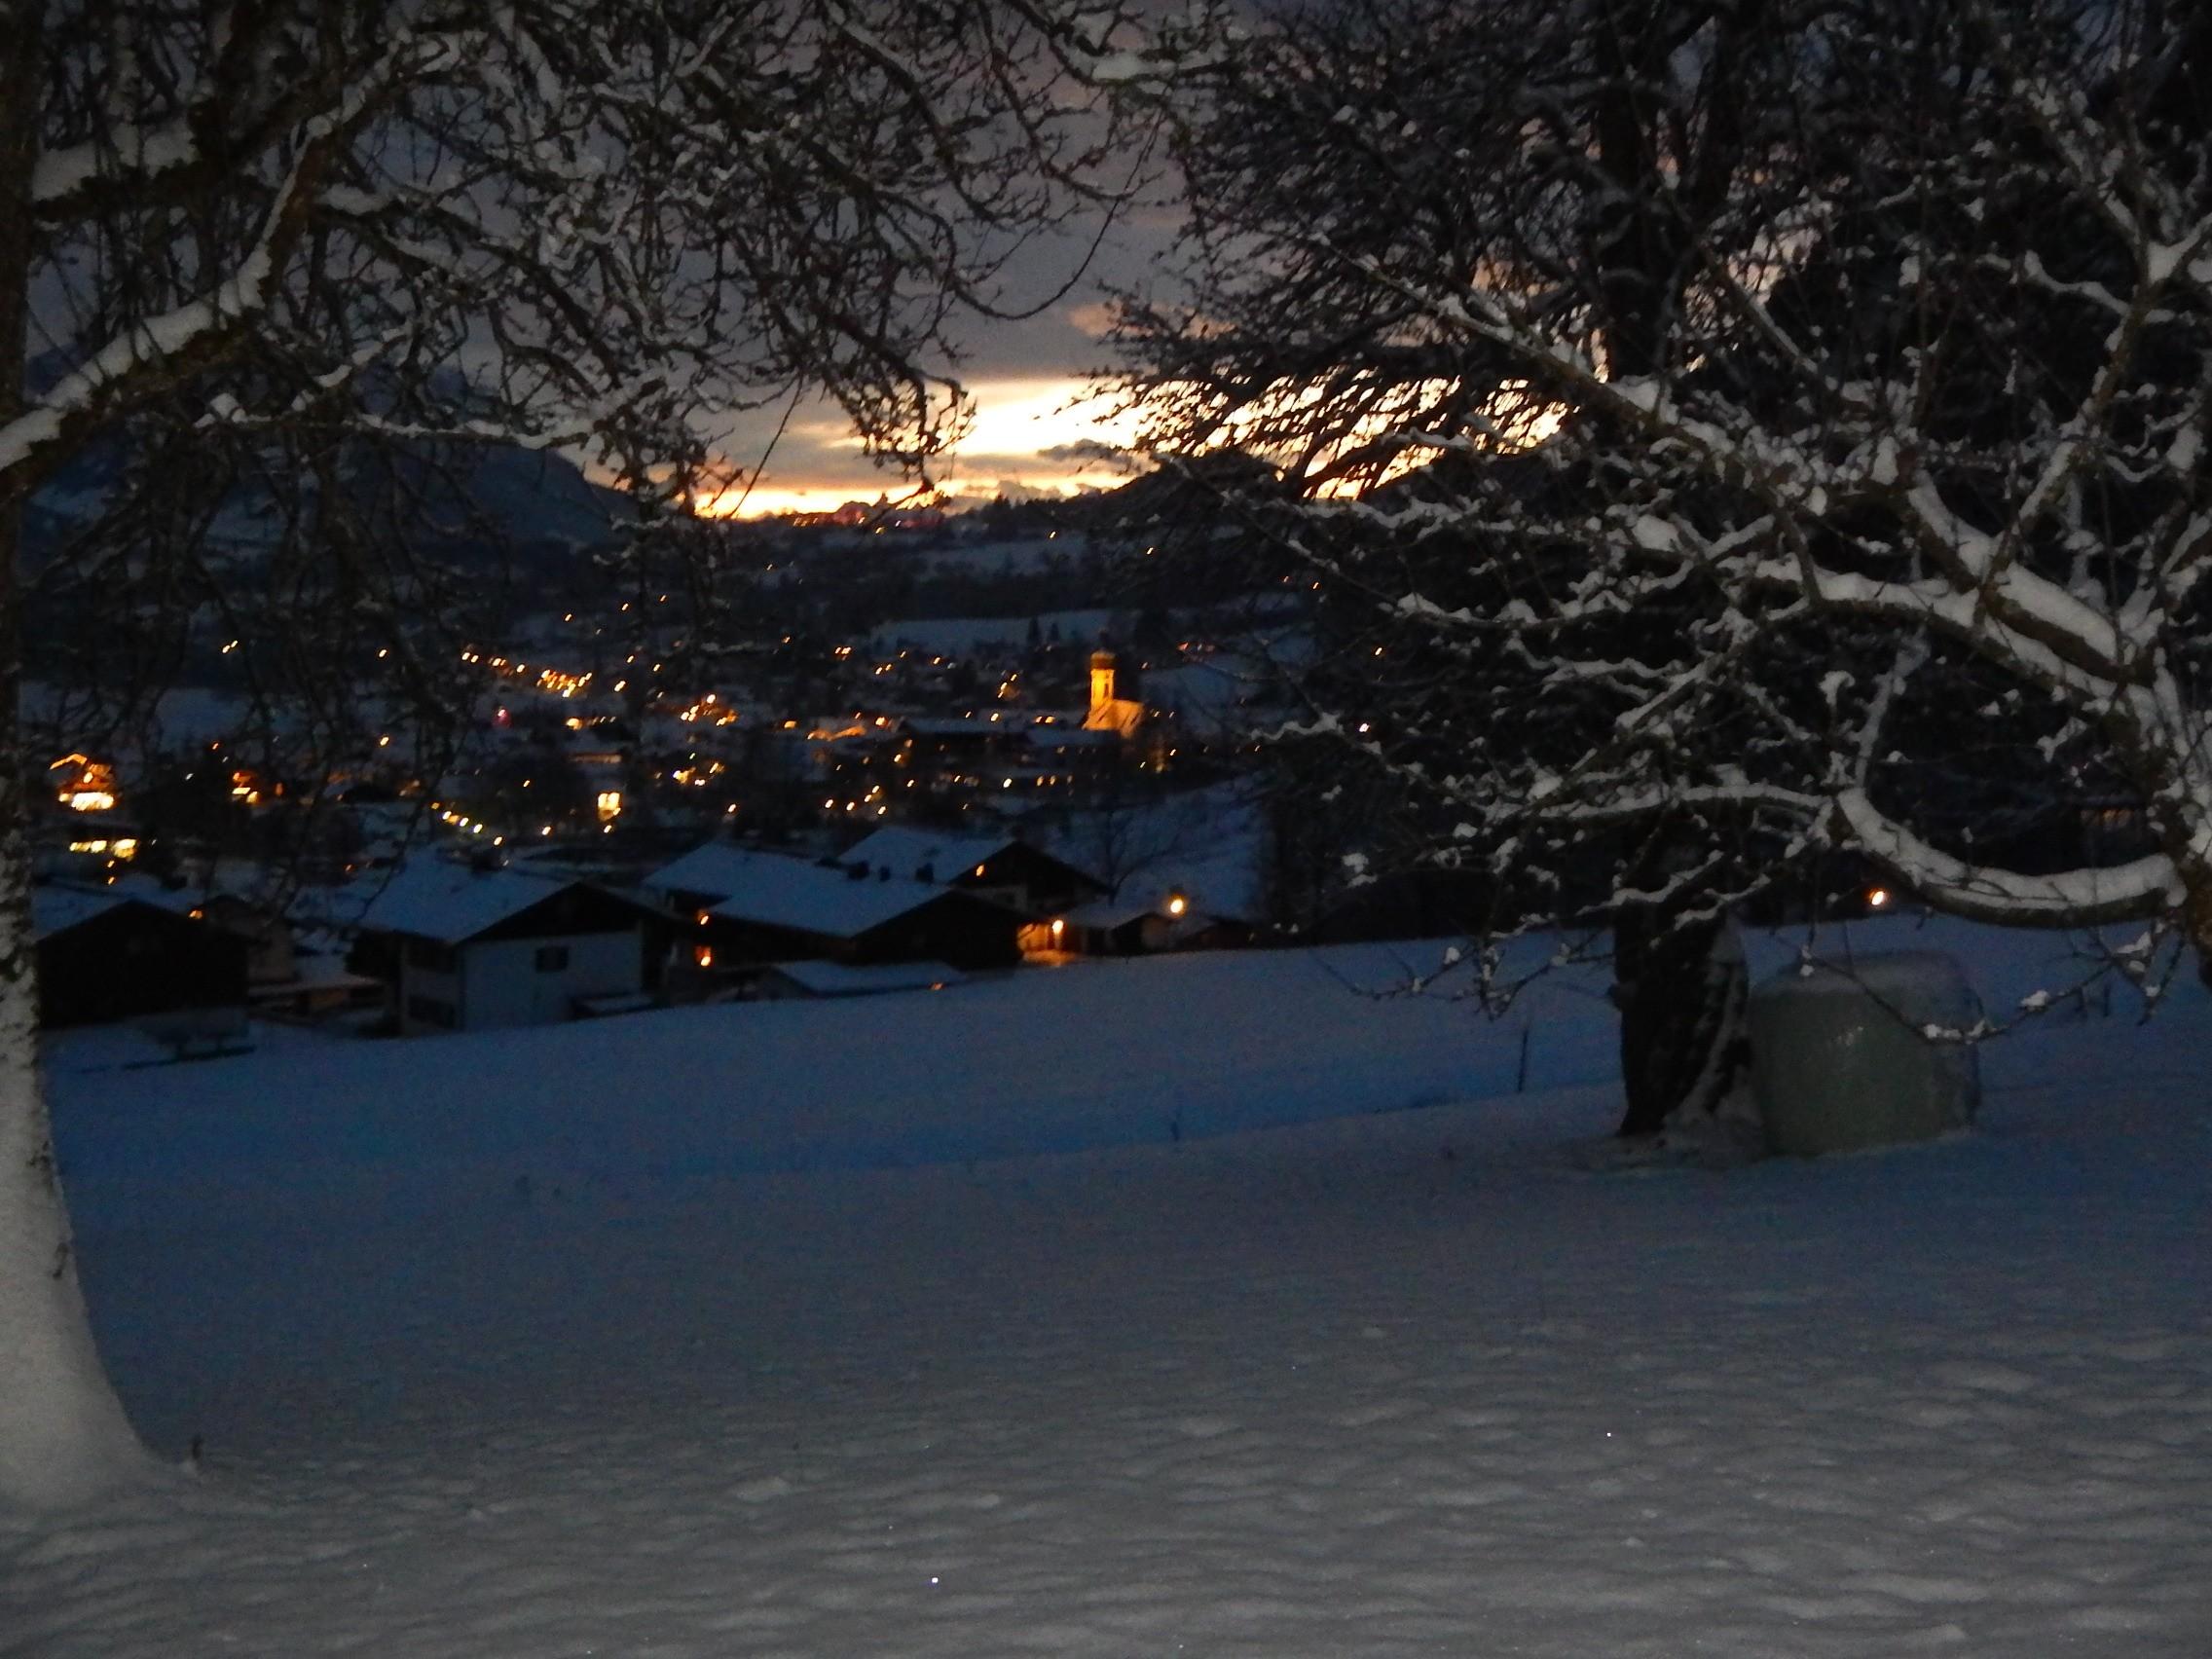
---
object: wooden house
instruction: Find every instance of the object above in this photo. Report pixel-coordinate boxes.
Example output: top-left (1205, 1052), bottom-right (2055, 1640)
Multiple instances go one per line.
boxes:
top-left (645, 842), bottom-right (1024, 972)
top-left (837, 827), bottom-right (1107, 915)
top-left (350, 860), bottom-right (669, 1034)
top-left (32, 886), bottom-right (250, 1028)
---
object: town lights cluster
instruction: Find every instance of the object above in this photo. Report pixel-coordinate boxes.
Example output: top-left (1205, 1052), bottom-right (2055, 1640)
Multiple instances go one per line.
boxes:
top-left (460, 646), bottom-right (592, 698)
top-left (435, 805), bottom-right (503, 845)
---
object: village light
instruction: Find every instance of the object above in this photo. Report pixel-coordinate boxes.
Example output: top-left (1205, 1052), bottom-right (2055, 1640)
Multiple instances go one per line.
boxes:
top-left (1867, 887), bottom-right (1893, 910)
top-left (1165, 893), bottom-right (1189, 918)
top-left (1051, 917), bottom-right (1065, 940)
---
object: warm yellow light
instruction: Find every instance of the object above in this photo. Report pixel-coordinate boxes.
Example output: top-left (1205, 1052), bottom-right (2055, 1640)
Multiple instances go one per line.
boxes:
top-left (111, 838), bottom-right (137, 859)
top-left (1050, 917), bottom-right (1065, 939)
top-left (695, 944), bottom-right (715, 968)
top-left (1165, 895), bottom-right (1188, 917)
top-left (596, 790), bottom-right (623, 823)
top-left (65, 791), bottom-right (116, 812)
top-left (1867, 888), bottom-right (1892, 910)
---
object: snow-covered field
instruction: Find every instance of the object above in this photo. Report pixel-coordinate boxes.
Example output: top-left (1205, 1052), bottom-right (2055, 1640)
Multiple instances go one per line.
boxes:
top-left (6, 923), bottom-right (2210, 1656)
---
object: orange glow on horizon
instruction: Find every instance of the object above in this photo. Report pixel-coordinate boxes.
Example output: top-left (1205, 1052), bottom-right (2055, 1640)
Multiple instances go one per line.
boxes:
top-left (669, 370), bottom-right (1564, 520)
top-left (688, 473), bottom-right (1119, 521)
top-left (693, 375), bottom-right (1143, 520)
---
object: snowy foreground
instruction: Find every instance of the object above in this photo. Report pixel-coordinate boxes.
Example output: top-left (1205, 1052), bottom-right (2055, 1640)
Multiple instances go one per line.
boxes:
top-left (6, 925), bottom-right (2210, 1656)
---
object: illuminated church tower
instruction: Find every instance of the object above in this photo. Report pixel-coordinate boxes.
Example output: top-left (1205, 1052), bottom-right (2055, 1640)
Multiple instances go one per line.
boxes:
top-left (1085, 645), bottom-right (1146, 737)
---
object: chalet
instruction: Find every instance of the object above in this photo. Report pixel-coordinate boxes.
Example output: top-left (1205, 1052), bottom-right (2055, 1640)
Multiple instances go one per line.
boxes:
top-left (644, 842), bottom-right (1023, 971)
top-left (1052, 898), bottom-right (1247, 960)
top-left (837, 827), bottom-right (1106, 914)
top-left (350, 860), bottom-right (668, 1034)
top-left (32, 886), bottom-right (250, 1028)
top-left (1042, 860), bottom-right (1263, 958)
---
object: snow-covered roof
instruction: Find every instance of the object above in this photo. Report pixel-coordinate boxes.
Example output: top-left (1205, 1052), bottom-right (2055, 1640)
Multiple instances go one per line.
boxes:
top-left (31, 885), bottom-right (131, 940)
top-left (276, 953), bottom-right (381, 991)
top-left (1061, 897), bottom-right (1166, 932)
top-left (350, 861), bottom-right (608, 944)
top-left (645, 840), bottom-right (789, 901)
top-left (90, 874), bottom-right (203, 916)
top-left (762, 959), bottom-right (965, 997)
top-left (839, 827), bottom-right (1019, 882)
top-left (698, 850), bottom-right (955, 940)
top-left (650, 842), bottom-right (974, 939)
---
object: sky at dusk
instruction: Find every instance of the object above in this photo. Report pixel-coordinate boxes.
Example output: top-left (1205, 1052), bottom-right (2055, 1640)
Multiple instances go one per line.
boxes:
top-left (701, 206), bottom-right (1181, 517)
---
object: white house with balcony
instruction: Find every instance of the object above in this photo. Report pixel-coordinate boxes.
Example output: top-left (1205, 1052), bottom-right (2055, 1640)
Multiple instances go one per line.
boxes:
top-left (350, 860), bottom-right (665, 1034)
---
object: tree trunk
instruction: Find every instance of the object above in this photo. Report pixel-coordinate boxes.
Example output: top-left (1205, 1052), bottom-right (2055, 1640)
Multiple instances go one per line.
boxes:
top-left (1613, 903), bottom-right (1751, 1138)
top-left (0, 0), bottom-right (149, 1505)
top-left (0, 739), bottom-right (149, 1508)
